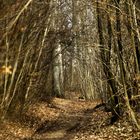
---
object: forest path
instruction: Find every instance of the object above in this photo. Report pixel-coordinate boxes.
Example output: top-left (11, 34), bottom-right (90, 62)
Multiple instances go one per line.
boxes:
top-left (0, 97), bottom-right (139, 140)
top-left (27, 98), bottom-right (108, 140)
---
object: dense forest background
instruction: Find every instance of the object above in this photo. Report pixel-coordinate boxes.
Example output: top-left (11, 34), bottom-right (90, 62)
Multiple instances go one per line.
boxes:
top-left (0, 0), bottom-right (140, 135)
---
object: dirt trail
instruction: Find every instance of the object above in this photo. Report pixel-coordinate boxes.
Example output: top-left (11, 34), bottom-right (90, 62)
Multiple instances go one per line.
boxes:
top-left (26, 98), bottom-right (107, 140)
top-left (0, 98), bottom-right (139, 140)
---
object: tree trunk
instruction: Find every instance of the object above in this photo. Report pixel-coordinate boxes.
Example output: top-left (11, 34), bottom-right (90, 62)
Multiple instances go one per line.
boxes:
top-left (96, 0), bottom-right (120, 123)
top-left (52, 38), bottom-right (64, 97)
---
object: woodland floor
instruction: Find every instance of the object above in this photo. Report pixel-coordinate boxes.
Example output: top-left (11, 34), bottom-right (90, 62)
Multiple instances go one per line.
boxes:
top-left (0, 97), bottom-right (140, 140)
